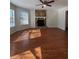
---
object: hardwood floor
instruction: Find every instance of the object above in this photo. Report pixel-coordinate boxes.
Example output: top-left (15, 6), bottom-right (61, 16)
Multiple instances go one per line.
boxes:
top-left (10, 28), bottom-right (68, 59)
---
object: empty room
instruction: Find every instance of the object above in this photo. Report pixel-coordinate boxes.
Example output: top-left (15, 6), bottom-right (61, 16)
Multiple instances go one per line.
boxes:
top-left (10, 0), bottom-right (68, 59)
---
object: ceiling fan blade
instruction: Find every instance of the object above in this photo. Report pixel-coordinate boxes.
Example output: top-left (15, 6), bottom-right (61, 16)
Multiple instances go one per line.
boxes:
top-left (47, 4), bottom-right (52, 7)
top-left (40, 0), bottom-right (44, 3)
top-left (48, 0), bottom-right (54, 3)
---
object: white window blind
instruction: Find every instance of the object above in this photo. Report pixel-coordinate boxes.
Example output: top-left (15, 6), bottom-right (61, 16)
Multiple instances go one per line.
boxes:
top-left (10, 9), bottom-right (15, 27)
top-left (20, 11), bottom-right (29, 25)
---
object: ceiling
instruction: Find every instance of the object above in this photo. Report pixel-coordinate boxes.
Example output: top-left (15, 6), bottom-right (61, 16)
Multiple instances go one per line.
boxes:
top-left (10, 0), bottom-right (68, 9)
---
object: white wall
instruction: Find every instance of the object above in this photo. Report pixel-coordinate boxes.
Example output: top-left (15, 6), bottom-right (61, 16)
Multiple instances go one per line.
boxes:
top-left (47, 9), bottom-right (58, 27)
top-left (30, 9), bottom-right (35, 28)
top-left (57, 7), bottom-right (68, 30)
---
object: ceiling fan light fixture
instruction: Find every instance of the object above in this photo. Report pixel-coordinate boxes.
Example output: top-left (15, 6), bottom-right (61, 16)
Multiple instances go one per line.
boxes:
top-left (42, 4), bottom-right (46, 8)
top-left (43, 4), bottom-right (46, 7)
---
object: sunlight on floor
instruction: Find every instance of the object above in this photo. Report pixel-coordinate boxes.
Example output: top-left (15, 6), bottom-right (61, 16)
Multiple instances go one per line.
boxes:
top-left (11, 47), bottom-right (42, 59)
top-left (13, 29), bottom-right (41, 42)
top-left (30, 29), bottom-right (41, 39)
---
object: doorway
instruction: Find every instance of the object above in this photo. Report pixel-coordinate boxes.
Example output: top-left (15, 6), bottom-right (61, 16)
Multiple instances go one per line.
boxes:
top-left (65, 10), bottom-right (68, 31)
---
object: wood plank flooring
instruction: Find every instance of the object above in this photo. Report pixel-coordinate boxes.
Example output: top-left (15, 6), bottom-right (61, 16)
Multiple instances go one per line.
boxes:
top-left (10, 28), bottom-right (68, 59)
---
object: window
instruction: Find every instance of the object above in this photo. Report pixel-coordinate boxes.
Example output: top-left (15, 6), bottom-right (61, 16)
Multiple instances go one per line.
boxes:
top-left (20, 11), bottom-right (29, 25)
top-left (10, 9), bottom-right (15, 27)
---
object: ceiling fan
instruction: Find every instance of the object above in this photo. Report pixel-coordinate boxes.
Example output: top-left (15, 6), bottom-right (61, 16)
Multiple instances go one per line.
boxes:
top-left (37, 0), bottom-right (54, 8)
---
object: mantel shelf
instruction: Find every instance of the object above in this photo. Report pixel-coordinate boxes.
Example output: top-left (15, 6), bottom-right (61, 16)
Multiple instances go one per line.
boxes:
top-left (35, 17), bottom-right (46, 18)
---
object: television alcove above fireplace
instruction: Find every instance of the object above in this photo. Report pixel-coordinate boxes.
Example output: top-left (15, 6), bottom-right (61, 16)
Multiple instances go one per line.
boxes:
top-left (35, 10), bottom-right (46, 27)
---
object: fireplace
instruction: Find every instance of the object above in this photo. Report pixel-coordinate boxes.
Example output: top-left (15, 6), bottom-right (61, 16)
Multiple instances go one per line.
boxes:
top-left (35, 10), bottom-right (46, 27)
top-left (36, 18), bottom-right (46, 27)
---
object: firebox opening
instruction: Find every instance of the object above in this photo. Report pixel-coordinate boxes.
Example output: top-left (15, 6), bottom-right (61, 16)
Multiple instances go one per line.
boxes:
top-left (36, 18), bottom-right (46, 27)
